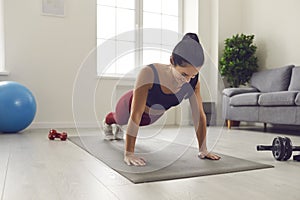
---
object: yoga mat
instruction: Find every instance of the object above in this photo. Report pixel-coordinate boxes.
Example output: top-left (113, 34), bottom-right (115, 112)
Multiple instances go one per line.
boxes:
top-left (69, 135), bottom-right (273, 184)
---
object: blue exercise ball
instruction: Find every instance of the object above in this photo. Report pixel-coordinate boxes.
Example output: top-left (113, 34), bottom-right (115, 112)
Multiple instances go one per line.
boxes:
top-left (0, 81), bottom-right (36, 133)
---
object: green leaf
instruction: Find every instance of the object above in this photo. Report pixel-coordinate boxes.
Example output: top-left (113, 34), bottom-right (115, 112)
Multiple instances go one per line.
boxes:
top-left (219, 33), bottom-right (259, 87)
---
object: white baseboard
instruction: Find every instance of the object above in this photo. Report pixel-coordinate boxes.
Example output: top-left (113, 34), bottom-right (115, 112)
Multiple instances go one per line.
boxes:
top-left (30, 122), bottom-right (100, 129)
top-left (176, 119), bottom-right (193, 126)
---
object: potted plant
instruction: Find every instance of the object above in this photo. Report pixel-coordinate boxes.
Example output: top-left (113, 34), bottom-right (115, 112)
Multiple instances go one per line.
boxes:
top-left (219, 33), bottom-right (259, 88)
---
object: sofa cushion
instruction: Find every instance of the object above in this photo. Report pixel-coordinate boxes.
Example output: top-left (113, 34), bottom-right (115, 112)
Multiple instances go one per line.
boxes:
top-left (230, 93), bottom-right (261, 106)
top-left (250, 65), bottom-right (294, 92)
top-left (223, 87), bottom-right (258, 97)
top-left (295, 93), bottom-right (300, 106)
top-left (258, 91), bottom-right (298, 106)
top-left (288, 66), bottom-right (300, 91)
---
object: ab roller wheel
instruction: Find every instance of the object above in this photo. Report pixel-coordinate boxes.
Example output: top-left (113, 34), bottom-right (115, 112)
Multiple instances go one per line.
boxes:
top-left (257, 136), bottom-right (300, 161)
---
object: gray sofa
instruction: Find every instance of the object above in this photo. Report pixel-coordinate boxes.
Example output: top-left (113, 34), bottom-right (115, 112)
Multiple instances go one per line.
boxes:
top-left (222, 65), bottom-right (300, 128)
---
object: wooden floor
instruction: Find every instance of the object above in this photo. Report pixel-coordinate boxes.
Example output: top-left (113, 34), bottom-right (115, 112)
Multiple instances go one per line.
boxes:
top-left (0, 125), bottom-right (299, 200)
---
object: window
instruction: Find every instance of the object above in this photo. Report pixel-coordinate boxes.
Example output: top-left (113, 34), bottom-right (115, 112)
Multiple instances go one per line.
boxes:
top-left (97, 0), bottom-right (182, 76)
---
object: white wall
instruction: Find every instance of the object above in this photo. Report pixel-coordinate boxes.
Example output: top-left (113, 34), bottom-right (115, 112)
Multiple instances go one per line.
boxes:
top-left (218, 0), bottom-right (243, 50)
top-left (198, 0), bottom-right (225, 125)
top-left (217, 0), bottom-right (300, 70)
top-left (199, 0), bottom-right (221, 103)
top-left (242, 0), bottom-right (300, 69)
top-left (183, 0), bottom-right (198, 33)
top-left (1, 0), bottom-right (97, 128)
top-left (0, 0), bottom-right (4, 71)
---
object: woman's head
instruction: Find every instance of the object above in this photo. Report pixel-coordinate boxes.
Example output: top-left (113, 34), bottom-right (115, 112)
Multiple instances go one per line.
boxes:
top-left (171, 33), bottom-right (204, 68)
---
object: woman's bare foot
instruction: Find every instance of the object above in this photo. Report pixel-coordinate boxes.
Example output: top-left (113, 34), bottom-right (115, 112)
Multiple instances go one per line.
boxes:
top-left (198, 152), bottom-right (221, 160)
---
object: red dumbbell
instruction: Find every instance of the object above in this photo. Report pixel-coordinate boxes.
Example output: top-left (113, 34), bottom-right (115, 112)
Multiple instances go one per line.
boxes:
top-left (48, 129), bottom-right (68, 141)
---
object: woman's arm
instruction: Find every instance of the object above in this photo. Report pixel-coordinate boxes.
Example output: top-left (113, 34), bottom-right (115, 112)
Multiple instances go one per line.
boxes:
top-left (189, 81), bottom-right (220, 160)
top-left (124, 66), bottom-right (153, 166)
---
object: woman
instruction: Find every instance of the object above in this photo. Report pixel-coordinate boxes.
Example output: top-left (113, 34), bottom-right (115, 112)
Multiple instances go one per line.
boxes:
top-left (103, 33), bottom-right (221, 166)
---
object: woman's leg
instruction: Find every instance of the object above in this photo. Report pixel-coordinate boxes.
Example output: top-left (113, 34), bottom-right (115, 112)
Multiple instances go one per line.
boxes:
top-left (103, 90), bottom-right (133, 140)
top-left (105, 112), bottom-right (116, 124)
top-left (105, 90), bottom-right (133, 126)
top-left (104, 90), bottom-right (164, 126)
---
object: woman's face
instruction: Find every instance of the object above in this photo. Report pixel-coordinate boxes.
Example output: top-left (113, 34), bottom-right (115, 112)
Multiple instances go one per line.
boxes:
top-left (173, 64), bottom-right (200, 84)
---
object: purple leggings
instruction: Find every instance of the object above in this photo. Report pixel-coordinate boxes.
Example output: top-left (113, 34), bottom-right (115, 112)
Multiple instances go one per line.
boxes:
top-left (105, 90), bottom-right (163, 126)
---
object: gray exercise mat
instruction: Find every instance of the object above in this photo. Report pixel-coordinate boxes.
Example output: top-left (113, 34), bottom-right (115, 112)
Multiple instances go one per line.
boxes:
top-left (68, 136), bottom-right (273, 183)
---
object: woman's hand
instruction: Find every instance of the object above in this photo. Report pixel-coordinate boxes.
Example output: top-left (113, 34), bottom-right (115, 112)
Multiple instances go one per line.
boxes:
top-left (124, 152), bottom-right (146, 166)
top-left (198, 151), bottom-right (221, 160)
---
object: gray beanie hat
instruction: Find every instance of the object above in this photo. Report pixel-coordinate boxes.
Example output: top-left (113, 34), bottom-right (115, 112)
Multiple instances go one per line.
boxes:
top-left (172, 37), bottom-right (204, 67)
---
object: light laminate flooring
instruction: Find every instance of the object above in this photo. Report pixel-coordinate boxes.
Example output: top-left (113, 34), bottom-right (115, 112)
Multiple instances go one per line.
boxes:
top-left (0, 125), bottom-right (299, 200)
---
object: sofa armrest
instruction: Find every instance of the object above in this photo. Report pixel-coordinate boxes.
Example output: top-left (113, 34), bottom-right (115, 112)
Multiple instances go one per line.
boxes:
top-left (222, 87), bottom-right (259, 97)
